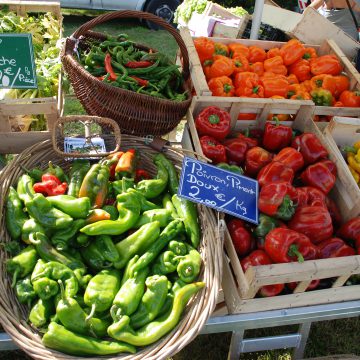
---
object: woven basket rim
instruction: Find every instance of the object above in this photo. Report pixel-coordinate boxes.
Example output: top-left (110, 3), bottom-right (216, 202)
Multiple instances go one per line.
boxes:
top-left (0, 136), bottom-right (223, 360)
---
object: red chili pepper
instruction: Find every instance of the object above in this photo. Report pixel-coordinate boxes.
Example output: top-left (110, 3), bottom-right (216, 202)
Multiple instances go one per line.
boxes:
top-left (265, 228), bottom-right (319, 263)
top-left (33, 174), bottom-right (67, 197)
top-left (104, 53), bottom-right (117, 81)
top-left (130, 76), bottom-right (149, 87)
top-left (258, 182), bottom-right (298, 221)
top-left (241, 250), bottom-right (284, 297)
top-left (135, 169), bottom-right (151, 182)
top-left (200, 136), bottom-right (227, 164)
top-left (222, 138), bottom-right (248, 165)
top-left (287, 280), bottom-right (320, 291)
top-left (318, 237), bottom-right (356, 258)
top-left (227, 219), bottom-right (255, 257)
top-left (124, 60), bottom-right (153, 68)
top-left (300, 161), bottom-right (336, 194)
top-left (262, 122), bottom-right (293, 152)
top-left (244, 146), bottom-right (273, 177)
top-left (257, 161), bottom-right (294, 188)
top-left (295, 186), bottom-right (326, 207)
top-left (273, 147), bottom-right (304, 173)
top-left (195, 106), bottom-right (231, 140)
top-left (337, 217), bottom-right (360, 242)
top-left (291, 133), bottom-right (328, 165)
top-left (288, 206), bottom-right (333, 244)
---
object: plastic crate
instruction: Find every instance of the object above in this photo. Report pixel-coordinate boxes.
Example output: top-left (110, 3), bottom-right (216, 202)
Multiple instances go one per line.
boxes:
top-left (242, 19), bottom-right (290, 42)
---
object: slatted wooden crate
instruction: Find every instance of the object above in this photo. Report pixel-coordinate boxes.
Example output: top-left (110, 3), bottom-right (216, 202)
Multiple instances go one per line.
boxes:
top-left (182, 99), bottom-right (360, 313)
top-left (0, 1), bottom-right (63, 154)
top-left (180, 27), bottom-right (360, 119)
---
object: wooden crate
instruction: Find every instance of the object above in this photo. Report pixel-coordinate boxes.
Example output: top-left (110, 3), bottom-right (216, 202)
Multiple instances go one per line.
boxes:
top-left (180, 27), bottom-right (360, 119)
top-left (322, 117), bottom-right (360, 221)
top-left (0, 1), bottom-right (63, 154)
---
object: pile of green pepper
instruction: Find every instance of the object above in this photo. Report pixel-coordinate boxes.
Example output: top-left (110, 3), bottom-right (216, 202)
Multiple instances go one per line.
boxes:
top-left (80, 33), bottom-right (188, 102)
top-left (4, 150), bottom-right (204, 356)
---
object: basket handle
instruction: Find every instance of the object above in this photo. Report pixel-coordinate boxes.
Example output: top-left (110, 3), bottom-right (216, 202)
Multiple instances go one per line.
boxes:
top-left (69, 10), bottom-right (190, 81)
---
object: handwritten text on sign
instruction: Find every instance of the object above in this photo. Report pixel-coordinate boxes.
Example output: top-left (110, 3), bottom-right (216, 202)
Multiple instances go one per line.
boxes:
top-left (0, 34), bottom-right (37, 89)
top-left (178, 157), bottom-right (259, 224)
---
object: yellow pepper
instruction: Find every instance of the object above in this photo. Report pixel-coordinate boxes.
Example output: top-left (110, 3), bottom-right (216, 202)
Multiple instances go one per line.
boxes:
top-left (348, 165), bottom-right (360, 184)
top-left (347, 152), bottom-right (360, 173)
top-left (353, 141), bottom-right (360, 151)
top-left (355, 149), bottom-right (360, 164)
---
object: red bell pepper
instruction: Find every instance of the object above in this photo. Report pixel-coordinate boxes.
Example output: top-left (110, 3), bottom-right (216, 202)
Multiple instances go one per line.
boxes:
top-left (337, 217), bottom-right (360, 242)
top-left (262, 122), bottom-right (292, 152)
top-left (325, 196), bottom-right (342, 227)
top-left (222, 138), bottom-right (248, 165)
top-left (227, 219), bottom-right (255, 257)
top-left (300, 161), bottom-right (336, 194)
top-left (195, 106), bottom-right (231, 140)
top-left (241, 250), bottom-right (284, 297)
top-left (287, 280), bottom-right (320, 291)
top-left (257, 161), bottom-right (294, 188)
top-left (318, 159), bottom-right (337, 176)
top-left (273, 147), bottom-right (304, 172)
top-left (318, 237), bottom-right (356, 258)
top-left (291, 133), bottom-right (328, 165)
top-left (288, 206), bottom-right (333, 244)
top-left (234, 131), bottom-right (259, 148)
top-left (135, 169), bottom-right (151, 182)
top-left (295, 186), bottom-right (326, 207)
top-left (245, 146), bottom-right (273, 177)
top-left (258, 182), bottom-right (298, 221)
top-left (33, 174), bottom-right (67, 197)
top-left (265, 228), bottom-right (319, 263)
top-left (200, 136), bottom-right (227, 164)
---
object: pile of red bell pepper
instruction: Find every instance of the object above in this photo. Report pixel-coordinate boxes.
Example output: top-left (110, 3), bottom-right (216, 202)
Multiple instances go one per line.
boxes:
top-left (196, 105), bottom-right (360, 297)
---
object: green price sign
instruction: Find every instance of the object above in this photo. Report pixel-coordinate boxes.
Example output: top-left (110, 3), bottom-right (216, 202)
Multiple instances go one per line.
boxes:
top-left (0, 33), bottom-right (37, 89)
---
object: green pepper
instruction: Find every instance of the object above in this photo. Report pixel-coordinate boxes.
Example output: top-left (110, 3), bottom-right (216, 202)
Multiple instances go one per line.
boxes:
top-left (110, 266), bottom-right (149, 322)
top-left (310, 88), bottom-right (333, 106)
top-left (68, 159), bottom-right (91, 198)
top-left (21, 218), bottom-right (45, 245)
top-left (56, 280), bottom-right (111, 338)
top-left (133, 209), bottom-right (172, 228)
top-left (152, 251), bottom-right (178, 275)
top-left (47, 195), bottom-right (90, 219)
top-left (16, 174), bottom-right (35, 203)
top-left (26, 193), bottom-right (73, 230)
top-left (114, 221), bottom-right (161, 269)
top-left (172, 194), bottom-right (200, 249)
top-left (120, 255), bottom-right (139, 286)
top-left (15, 275), bottom-right (36, 307)
top-left (80, 192), bottom-right (140, 236)
top-left (176, 245), bottom-right (202, 283)
top-left (253, 214), bottom-right (281, 248)
top-left (29, 298), bottom-right (55, 328)
top-left (78, 163), bottom-right (110, 209)
top-left (162, 193), bottom-right (178, 219)
top-left (84, 269), bottom-right (121, 320)
top-left (6, 245), bottom-right (38, 287)
top-left (22, 166), bottom-right (43, 182)
top-left (107, 282), bottom-right (205, 345)
top-left (130, 275), bottom-right (168, 329)
top-left (102, 205), bottom-right (118, 220)
top-left (127, 188), bottom-right (160, 211)
top-left (43, 322), bottom-right (136, 356)
top-left (76, 233), bottom-right (90, 246)
top-left (32, 277), bottom-right (59, 300)
top-left (50, 219), bottom-right (86, 251)
top-left (168, 240), bottom-right (188, 256)
top-left (46, 161), bottom-right (69, 183)
top-left (153, 153), bottom-right (179, 195)
top-left (5, 187), bottom-right (28, 240)
top-left (217, 162), bottom-right (244, 174)
top-left (136, 157), bottom-right (169, 199)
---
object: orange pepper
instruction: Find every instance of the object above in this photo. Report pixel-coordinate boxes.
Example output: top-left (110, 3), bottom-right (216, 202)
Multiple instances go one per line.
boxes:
top-left (208, 55), bottom-right (234, 79)
top-left (228, 43), bottom-right (249, 59)
top-left (234, 71), bottom-right (259, 89)
top-left (310, 55), bottom-right (343, 76)
top-left (303, 47), bottom-right (318, 60)
top-left (288, 59), bottom-right (311, 82)
top-left (310, 74), bottom-right (337, 96)
top-left (232, 54), bottom-right (250, 73)
top-left (288, 83), bottom-right (306, 97)
top-left (249, 62), bottom-right (264, 76)
top-left (208, 76), bottom-right (235, 97)
top-left (261, 77), bottom-right (290, 98)
top-left (339, 90), bottom-right (360, 107)
top-left (194, 37), bottom-right (215, 63)
top-left (334, 101), bottom-right (344, 107)
top-left (264, 56), bottom-right (288, 76)
top-left (214, 42), bottom-right (229, 56)
top-left (85, 209), bottom-right (111, 224)
top-left (287, 74), bottom-right (299, 85)
top-left (302, 80), bottom-right (313, 92)
top-left (279, 39), bottom-right (306, 66)
top-left (235, 76), bottom-right (265, 98)
top-left (267, 95), bottom-right (289, 121)
top-left (248, 46), bottom-right (266, 63)
top-left (267, 47), bottom-right (281, 59)
top-left (290, 91), bottom-right (312, 100)
top-left (238, 113), bottom-right (257, 120)
top-left (203, 61), bottom-right (212, 80)
top-left (333, 75), bottom-right (350, 99)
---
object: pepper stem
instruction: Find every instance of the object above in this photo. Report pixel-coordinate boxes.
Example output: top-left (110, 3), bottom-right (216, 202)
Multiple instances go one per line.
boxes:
top-left (11, 270), bottom-right (19, 288)
top-left (288, 244), bottom-right (304, 263)
top-left (208, 114), bottom-right (220, 125)
top-left (58, 279), bottom-right (65, 300)
top-left (85, 303), bottom-right (96, 324)
top-left (277, 195), bottom-right (296, 221)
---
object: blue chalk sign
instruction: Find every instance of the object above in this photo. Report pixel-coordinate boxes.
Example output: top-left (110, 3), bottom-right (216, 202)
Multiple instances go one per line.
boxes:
top-left (178, 157), bottom-right (259, 224)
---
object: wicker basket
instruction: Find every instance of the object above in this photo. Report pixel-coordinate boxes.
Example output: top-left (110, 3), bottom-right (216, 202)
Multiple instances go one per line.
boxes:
top-left (61, 10), bottom-right (192, 137)
top-left (0, 135), bottom-right (223, 360)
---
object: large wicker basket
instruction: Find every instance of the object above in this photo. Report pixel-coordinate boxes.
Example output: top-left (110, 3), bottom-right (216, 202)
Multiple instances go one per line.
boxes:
top-left (61, 11), bottom-right (192, 137)
top-left (0, 135), bottom-right (223, 360)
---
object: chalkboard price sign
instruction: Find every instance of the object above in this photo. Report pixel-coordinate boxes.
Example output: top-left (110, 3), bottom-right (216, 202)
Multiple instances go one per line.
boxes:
top-left (0, 33), bottom-right (37, 89)
top-left (178, 157), bottom-right (259, 224)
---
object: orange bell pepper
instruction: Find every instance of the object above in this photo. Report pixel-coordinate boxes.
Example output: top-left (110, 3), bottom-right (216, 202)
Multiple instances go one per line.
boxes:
top-left (310, 74), bottom-right (337, 96)
top-left (194, 37), bottom-right (215, 63)
top-left (235, 77), bottom-right (265, 98)
top-left (333, 75), bottom-right (350, 99)
top-left (339, 90), bottom-right (360, 107)
top-left (214, 42), bottom-right (229, 56)
top-left (203, 60), bottom-right (212, 79)
top-left (238, 113), bottom-right (257, 120)
top-left (288, 59), bottom-right (311, 82)
top-left (303, 47), bottom-right (318, 60)
top-left (288, 83), bottom-right (306, 98)
top-left (208, 76), bottom-right (235, 97)
top-left (267, 47), bottom-right (281, 59)
top-left (267, 96), bottom-right (289, 121)
top-left (302, 80), bottom-right (313, 92)
top-left (228, 43), bottom-right (249, 59)
top-left (279, 39), bottom-right (306, 66)
top-left (261, 77), bottom-right (290, 98)
top-left (248, 46), bottom-right (266, 63)
top-left (264, 56), bottom-right (288, 76)
top-left (310, 55), bottom-right (342, 76)
top-left (234, 71), bottom-right (259, 89)
top-left (232, 54), bottom-right (250, 73)
top-left (290, 91), bottom-right (312, 100)
top-left (208, 55), bottom-right (234, 79)
top-left (249, 62), bottom-right (264, 76)
top-left (287, 74), bottom-right (299, 85)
